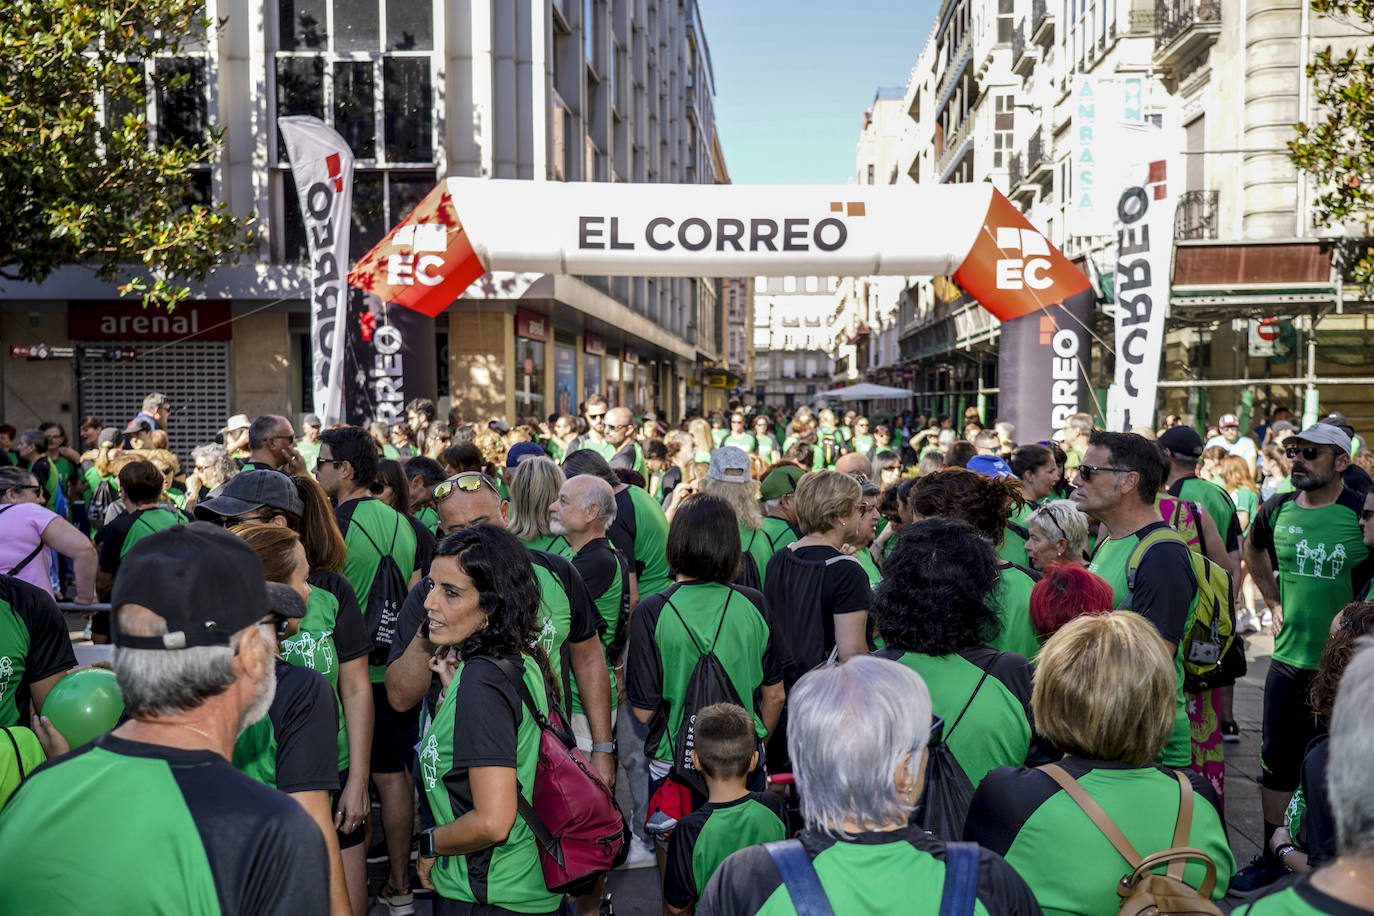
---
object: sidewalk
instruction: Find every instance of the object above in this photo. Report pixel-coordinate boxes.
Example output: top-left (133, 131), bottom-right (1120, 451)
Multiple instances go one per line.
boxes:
top-left (1222, 630), bottom-right (1273, 869)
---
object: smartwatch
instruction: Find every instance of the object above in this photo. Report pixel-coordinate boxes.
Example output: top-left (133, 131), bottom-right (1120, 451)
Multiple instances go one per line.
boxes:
top-left (591, 741), bottom-right (617, 755)
top-left (419, 827), bottom-right (438, 859)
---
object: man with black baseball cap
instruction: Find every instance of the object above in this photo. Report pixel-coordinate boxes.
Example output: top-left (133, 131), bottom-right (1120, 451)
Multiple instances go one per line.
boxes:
top-left (0, 523), bottom-right (328, 915)
top-left (1158, 425), bottom-right (1242, 583)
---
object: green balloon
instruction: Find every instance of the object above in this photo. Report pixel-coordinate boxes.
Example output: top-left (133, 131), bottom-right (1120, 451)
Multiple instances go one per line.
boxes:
top-left (42, 669), bottom-right (124, 748)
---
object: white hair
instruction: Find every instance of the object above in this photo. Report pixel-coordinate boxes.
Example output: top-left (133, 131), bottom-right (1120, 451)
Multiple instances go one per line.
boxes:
top-left (1330, 638), bottom-right (1374, 856)
top-left (1027, 499), bottom-right (1090, 558)
top-left (787, 655), bottom-right (932, 836)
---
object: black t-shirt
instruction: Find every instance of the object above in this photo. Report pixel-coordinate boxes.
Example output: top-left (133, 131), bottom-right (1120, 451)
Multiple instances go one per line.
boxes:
top-left (0, 575), bottom-right (78, 727)
top-left (761, 544), bottom-right (870, 682)
top-left (1297, 737), bottom-right (1335, 867)
top-left (660, 465), bottom-right (683, 503)
top-left (306, 571), bottom-right (373, 664)
top-left (700, 822), bottom-right (1042, 916)
top-left (407, 514), bottom-right (435, 578)
top-left (233, 659), bottom-right (340, 793)
top-left (0, 733), bottom-right (328, 915)
top-left (1342, 463), bottom-right (1373, 496)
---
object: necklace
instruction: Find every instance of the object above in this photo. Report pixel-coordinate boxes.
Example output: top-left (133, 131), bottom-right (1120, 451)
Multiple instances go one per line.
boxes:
top-left (142, 720), bottom-right (216, 744)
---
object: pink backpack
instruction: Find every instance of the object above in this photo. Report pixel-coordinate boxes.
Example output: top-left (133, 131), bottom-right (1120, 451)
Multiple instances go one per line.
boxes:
top-left (488, 657), bottom-right (630, 894)
top-left (1156, 497), bottom-right (1204, 555)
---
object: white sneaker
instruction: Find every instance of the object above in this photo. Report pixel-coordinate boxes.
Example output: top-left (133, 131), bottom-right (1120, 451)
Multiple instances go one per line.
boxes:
top-left (618, 841), bottom-right (656, 870)
top-left (1238, 610), bottom-right (1260, 635)
top-left (1260, 611), bottom-right (1273, 630)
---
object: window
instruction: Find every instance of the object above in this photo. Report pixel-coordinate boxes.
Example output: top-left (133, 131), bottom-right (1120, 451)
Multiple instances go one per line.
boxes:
top-left (274, 0), bottom-right (437, 262)
top-left (867, 164), bottom-right (875, 184)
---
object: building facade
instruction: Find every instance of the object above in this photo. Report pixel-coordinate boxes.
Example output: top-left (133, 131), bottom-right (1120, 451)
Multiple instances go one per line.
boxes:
top-left (752, 277), bottom-right (838, 411)
top-left (1, 0), bottom-right (726, 454)
top-left (892, 0), bottom-right (1372, 430)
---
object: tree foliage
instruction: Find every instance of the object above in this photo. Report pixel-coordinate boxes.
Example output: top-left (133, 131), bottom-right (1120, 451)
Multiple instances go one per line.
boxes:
top-left (0, 0), bottom-right (253, 307)
top-left (1289, 0), bottom-right (1374, 285)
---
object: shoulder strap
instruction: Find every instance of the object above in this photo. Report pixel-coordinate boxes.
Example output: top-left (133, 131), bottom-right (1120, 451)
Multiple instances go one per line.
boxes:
top-left (1167, 770), bottom-right (1195, 880)
top-left (6, 540), bottom-right (44, 577)
top-left (764, 839), bottom-right (835, 916)
top-left (2, 727), bottom-right (27, 783)
top-left (707, 589), bottom-right (735, 653)
top-left (944, 660), bottom-right (995, 743)
top-left (938, 841), bottom-right (982, 916)
top-left (1041, 764), bottom-right (1142, 866)
top-left (1124, 527), bottom-right (1191, 595)
top-left (485, 656), bottom-right (551, 729)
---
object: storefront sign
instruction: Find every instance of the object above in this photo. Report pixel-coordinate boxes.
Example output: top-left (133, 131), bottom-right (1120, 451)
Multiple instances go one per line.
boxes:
top-left (68, 301), bottom-right (231, 341)
top-left (623, 348), bottom-right (638, 365)
top-left (515, 308), bottom-right (550, 341)
top-left (1112, 124), bottom-right (1177, 432)
top-left (554, 344), bottom-right (577, 415)
top-left (280, 115), bottom-right (353, 426)
top-left (583, 333), bottom-right (605, 355)
top-left (350, 179), bottom-right (1090, 325)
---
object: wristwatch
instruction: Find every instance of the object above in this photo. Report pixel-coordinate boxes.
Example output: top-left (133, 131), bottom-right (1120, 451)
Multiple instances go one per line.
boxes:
top-left (1274, 843), bottom-right (1297, 871)
top-left (419, 827), bottom-right (438, 859)
top-left (590, 741), bottom-right (617, 755)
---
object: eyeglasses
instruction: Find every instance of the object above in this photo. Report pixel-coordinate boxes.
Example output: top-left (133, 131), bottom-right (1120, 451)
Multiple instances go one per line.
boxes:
top-left (257, 614), bottom-right (293, 639)
top-left (586, 411), bottom-right (606, 421)
top-left (433, 472), bottom-right (498, 502)
top-left (1286, 446), bottom-right (1328, 462)
top-left (10, 485), bottom-right (41, 496)
top-left (1077, 464), bottom-right (1130, 482)
top-left (314, 458), bottom-right (346, 471)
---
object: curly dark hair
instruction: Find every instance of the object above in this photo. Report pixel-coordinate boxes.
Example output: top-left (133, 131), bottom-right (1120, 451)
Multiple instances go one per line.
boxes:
top-left (1310, 601), bottom-right (1374, 718)
top-left (436, 524), bottom-right (561, 707)
top-left (874, 517), bottom-right (1001, 654)
top-left (908, 467), bottom-right (1024, 545)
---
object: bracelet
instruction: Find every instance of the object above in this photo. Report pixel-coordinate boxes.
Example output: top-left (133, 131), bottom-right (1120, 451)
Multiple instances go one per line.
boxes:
top-left (591, 741), bottom-right (617, 755)
top-left (1274, 843), bottom-right (1297, 870)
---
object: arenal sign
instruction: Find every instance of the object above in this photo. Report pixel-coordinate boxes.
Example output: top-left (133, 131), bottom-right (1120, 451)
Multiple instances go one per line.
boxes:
top-left (348, 179), bottom-right (1095, 440)
top-left (68, 301), bottom-right (232, 340)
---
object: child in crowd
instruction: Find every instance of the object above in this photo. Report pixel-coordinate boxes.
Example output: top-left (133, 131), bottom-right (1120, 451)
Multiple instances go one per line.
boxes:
top-left (662, 703), bottom-right (786, 914)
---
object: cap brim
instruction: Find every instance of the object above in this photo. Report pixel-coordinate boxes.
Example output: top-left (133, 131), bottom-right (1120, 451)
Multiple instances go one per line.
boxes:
top-left (266, 582), bottom-right (306, 619)
top-left (193, 495), bottom-right (266, 520)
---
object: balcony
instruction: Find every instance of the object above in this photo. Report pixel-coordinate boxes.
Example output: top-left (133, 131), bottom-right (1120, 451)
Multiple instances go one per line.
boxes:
top-left (1026, 128), bottom-right (1052, 184)
top-left (1011, 22), bottom-right (1037, 77)
top-left (1008, 152), bottom-right (1037, 205)
top-left (1154, 0), bottom-right (1221, 75)
top-left (1175, 190), bottom-right (1219, 240)
top-left (1031, 0), bottom-right (1055, 46)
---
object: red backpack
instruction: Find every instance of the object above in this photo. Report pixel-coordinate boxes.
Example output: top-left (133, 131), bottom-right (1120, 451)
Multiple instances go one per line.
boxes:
top-left (487, 657), bottom-right (630, 894)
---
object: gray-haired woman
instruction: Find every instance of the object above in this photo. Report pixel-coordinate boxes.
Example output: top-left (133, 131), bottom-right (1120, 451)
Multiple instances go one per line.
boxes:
top-left (1025, 499), bottom-right (1090, 571)
top-left (700, 655), bottom-right (1041, 916)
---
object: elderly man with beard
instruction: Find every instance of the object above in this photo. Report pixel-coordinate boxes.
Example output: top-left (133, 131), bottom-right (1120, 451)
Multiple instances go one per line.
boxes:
top-left (0, 523), bottom-right (328, 915)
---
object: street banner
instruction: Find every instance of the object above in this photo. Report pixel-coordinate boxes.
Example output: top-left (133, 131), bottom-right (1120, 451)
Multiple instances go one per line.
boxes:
top-left (998, 288), bottom-right (1097, 443)
top-left (342, 290), bottom-right (436, 425)
top-left (1111, 123), bottom-right (1178, 431)
top-left (347, 179), bottom-right (1090, 325)
top-left (279, 115), bottom-right (352, 428)
top-left (1071, 77), bottom-right (1147, 236)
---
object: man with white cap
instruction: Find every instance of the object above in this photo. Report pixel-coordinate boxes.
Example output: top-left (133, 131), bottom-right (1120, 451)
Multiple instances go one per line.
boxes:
top-left (220, 413), bottom-right (252, 463)
top-left (1205, 413), bottom-right (1258, 464)
top-left (1237, 422), bottom-right (1374, 893)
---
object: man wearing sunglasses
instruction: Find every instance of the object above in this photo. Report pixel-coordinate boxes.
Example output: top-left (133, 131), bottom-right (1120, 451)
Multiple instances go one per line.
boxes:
top-left (566, 394), bottom-right (617, 462)
top-left (1241, 423), bottom-right (1374, 891)
top-left (240, 415), bottom-right (306, 475)
top-left (1076, 430), bottom-right (1198, 770)
top-left (383, 471), bottom-right (617, 792)
top-left (604, 406), bottom-right (648, 478)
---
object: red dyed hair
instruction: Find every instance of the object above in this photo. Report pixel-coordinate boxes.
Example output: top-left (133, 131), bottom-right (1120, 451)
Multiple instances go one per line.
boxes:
top-left (1029, 563), bottom-right (1116, 638)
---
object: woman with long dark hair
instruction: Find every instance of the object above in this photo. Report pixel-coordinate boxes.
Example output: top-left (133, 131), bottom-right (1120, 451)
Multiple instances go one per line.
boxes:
top-left (416, 523), bottom-right (566, 915)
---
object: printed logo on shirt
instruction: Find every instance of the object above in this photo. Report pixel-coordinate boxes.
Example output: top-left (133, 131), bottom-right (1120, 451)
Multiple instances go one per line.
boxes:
top-left (1293, 540), bottom-right (1348, 580)
top-left (0, 656), bottom-right (11, 704)
top-left (282, 629), bottom-right (336, 677)
top-left (420, 733), bottom-right (440, 791)
top-left (535, 612), bottom-right (557, 656)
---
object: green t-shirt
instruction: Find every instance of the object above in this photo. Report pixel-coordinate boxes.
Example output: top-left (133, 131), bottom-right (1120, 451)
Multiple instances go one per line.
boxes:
top-left (754, 434), bottom-right (781, 460)
top-left (1087, 523), bottom-right (1197, 767)
top-left (1248, 490), bottom-right (1371, 669)
top-left (881, 647), bottom-right (1039, 788)
top-left (335, 497), bottom-right (418, 683)
top-left (998, 503), bottom-right (1034, 567)
top-left (415, 504), bottom-right (440, 535)
top-left (281, 587), bottom-right (348, 772)
top-left (419, 654), bottom-right (562, 914)
top-left (1172, 476), bottom-right (1240, 552)
top-left (528, 549), bottom-right (604, 709)
top-left (0, 725), bottom-right (44, 808)
top-left (1230, 486), bottom-right (1260, 535)
top-left (523, 532), bottom-right (572, 557)
top-left (711, 427), bottom-right (728, 448)
top-left (626, 582), bottom-right (785, 762)
top-left (760, 517), bottom-right (801, 554)
top-left (966, 759), bottom-right (1235, 916)
top-left (0, 734), bottom-right (329, 914)
top-left (0, 577), bottom-right (76, 729)
top-left (850, 434), bottom-right (875, 455)
top-left (296, 439), bottom-right (321, 476)
top-left (855, 546), bottom-right (883, 588)
top-left (987, 563), bottom-right (1042, 660)
top-left (567, 538), bottom-right (625, 714)
top-left (621, 485), bottom-right (673, 598)
top-left (781, 436), bottom-right (826, 470)
top-left (232, 660), bottom-right (338, 793)
top-left (740, 525), bottom-right (774, 588)
top-left (1233, 876), bottom-right (1347, 916)
top-left (663, 792), bottom-right (787, 909)
top-left (722, 433), bottom-right (757, 453)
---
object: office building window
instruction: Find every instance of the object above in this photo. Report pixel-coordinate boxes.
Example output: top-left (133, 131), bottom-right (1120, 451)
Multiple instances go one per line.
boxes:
top-left (274, 0), bottom-right (438, 262)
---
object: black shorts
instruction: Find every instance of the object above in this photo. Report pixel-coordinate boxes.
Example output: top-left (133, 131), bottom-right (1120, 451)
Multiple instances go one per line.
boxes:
top-left (432, 898), bottom-right (558, 916)
top-left (333, 766), bottom-right (365, 850)
top-left (371, 682), bottom-right (421, 774)
top-left (1261, 661), bottom-right (1321, 792)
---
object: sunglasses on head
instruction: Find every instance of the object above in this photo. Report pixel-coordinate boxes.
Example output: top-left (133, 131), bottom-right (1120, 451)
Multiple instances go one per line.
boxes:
top-left (1285, 445), bottom-right (1329, 462)
top-left (432, 472), bottom-right (498, 502)
top-left (1077, 464), bottom-right (1129, 482)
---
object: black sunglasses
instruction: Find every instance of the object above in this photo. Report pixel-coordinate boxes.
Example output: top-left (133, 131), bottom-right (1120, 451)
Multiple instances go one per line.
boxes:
top-left (1285, 446), bottom-right (1329, 462)
top-left (1077, 464), bottom-right (1130, 482)
top-left (315, 458), bottom-right (346, 471)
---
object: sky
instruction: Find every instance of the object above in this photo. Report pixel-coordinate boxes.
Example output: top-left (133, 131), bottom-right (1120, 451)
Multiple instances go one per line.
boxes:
top-left (698, 0), bottom-right (940, 186)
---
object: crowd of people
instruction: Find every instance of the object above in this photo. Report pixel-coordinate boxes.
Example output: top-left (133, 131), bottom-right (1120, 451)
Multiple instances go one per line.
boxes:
top-left (1, 392), bottom-right (1373, 916)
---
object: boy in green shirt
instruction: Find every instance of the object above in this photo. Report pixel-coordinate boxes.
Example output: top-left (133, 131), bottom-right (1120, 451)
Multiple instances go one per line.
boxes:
top-left (662, 703), bottom-right (786, 913)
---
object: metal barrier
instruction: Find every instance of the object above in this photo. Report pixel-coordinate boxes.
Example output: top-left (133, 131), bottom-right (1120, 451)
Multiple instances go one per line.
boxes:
top-left (56, 602), bottom-right (112, 613)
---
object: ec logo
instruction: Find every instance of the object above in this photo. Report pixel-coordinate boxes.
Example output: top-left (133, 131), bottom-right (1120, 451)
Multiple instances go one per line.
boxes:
top-left (994, 227), bottom-right (1054, 291)
top-left (385, 223), bottom-right (448, 287)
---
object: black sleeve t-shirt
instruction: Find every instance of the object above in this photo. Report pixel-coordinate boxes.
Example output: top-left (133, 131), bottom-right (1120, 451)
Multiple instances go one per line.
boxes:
top-left (0, 575), bottom-right (78, 727)
top-left (307, 571), bottom-right (373, 664)
top-left (96, 510), bottom-right (142, 575)
top-left (1130, 522), bottom-right (1195, 646)
top-left (263, 660), bottom-right (341, 794)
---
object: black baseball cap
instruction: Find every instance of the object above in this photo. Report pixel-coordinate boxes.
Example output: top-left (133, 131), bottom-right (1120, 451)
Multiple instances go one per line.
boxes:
top-left (193, 470), bottom-right (304, 521)
top-left (1157, 426), bottom-right (1205, 460)
top-left (112, 523), bottom-right (304, 650)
